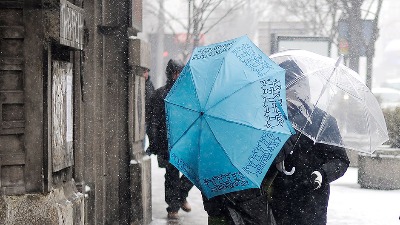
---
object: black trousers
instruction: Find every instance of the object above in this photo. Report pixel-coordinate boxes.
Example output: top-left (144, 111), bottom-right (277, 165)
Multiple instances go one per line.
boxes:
top-left (270, 183), bottom-right (329, 225)
top-left (164, 163), bottom-right (194, 212)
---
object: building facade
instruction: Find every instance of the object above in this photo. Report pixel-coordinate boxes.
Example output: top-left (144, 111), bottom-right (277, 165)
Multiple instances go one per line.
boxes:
top-left (0, 0), bottom-right (151, 224)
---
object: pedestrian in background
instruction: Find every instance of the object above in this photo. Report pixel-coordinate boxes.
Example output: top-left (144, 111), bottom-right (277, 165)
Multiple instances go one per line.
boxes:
top-left (148, 59), bottom-right (194, 220)
top-left (269, 60), bottom-right (350, 225)
top-left (143, 67), bottom-right (154, 148)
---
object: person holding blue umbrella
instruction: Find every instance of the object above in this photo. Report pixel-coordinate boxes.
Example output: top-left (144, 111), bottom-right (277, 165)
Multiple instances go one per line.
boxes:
top-left (148, 59), bottom-right (194, 220)
top-left (164, 36), bottom-right (295, 224)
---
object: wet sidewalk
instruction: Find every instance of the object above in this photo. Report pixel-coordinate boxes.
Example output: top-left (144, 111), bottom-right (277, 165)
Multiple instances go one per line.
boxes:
top-left (149, 155), bottom-right (208, 225)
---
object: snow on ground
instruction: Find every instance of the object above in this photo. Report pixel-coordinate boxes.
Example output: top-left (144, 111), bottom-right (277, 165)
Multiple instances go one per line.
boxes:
top-left (152, 154), bottom-right (400, 225)
top-left (328, 167), bottom-right (400, 225)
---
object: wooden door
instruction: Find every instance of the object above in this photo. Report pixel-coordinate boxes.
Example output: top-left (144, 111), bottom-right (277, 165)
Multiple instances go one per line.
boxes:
top-left (0, 4), bottom-right (26, 195)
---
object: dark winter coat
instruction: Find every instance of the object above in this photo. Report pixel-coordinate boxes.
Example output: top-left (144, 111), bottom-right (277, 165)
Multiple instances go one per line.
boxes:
top-left (148, 81), bottom-right (174, 167)
top-left (202, 167), bottom-right (281, 225)
top-left (203, 188), bottom-right (276, 225)
top-left (148, 59), bottom-right (184, 167)
top-left (269, 109), bottom-right (350, 225)
top-left (145, 76), bottom-right (155, 135)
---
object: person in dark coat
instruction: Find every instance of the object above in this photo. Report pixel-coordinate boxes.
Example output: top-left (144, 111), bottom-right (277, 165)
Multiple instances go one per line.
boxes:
top-left (202, 114), bottom-right (290, 225)
top-left (143, 67), bottom-right (155, 144)
top-left (268, 60), bottom-right (350, 225)
top-left (148, 59), bottom-right (194, 220)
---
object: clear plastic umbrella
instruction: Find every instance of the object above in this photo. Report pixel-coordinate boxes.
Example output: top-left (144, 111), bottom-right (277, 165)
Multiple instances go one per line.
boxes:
top-left (271, 50), bottom-right (389, 154)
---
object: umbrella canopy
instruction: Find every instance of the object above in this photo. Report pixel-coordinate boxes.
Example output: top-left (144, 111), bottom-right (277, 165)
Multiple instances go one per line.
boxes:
top-left (270, 49), bottom-right (389, 154)
top-left (165, 36), bottom-right (295, 198)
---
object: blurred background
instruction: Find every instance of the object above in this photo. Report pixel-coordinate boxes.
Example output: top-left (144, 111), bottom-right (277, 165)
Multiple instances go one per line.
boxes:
top-left (140, 0), bottom-right (400, 99)
top-left (140, 0), bottom-right (400, 149)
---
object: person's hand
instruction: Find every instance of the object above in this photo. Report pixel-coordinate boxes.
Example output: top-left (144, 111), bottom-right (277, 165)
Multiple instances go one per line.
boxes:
top-left (145, 148), bottom-right (152, 156)
top-left (310, 171), bottom-right (323, 190)
top-left (297, 170), bottom-right (323, 191)
top-left (145, 147), bottom-right (156, 156)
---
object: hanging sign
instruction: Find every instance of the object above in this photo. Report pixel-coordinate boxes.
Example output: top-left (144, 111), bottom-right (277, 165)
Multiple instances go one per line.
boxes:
top-left (60, 0), bottom-right (84, 50)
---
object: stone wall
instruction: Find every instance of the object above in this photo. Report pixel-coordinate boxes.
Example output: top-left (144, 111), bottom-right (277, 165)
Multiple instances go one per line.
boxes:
top-left (358, 147), bottom-right (400, 190)
top-left (130, 156), bottom-right (152, 225)
top-left (0, 181), bottom-right (84, 225)
top-left (346, 149), bottom-right (359, 167)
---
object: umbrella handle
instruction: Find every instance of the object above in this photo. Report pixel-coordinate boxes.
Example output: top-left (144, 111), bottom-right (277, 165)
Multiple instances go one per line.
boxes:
top-left (282, 166), bottom-right (295, 175)
top-left (276, 160), bottom-right (296, 175)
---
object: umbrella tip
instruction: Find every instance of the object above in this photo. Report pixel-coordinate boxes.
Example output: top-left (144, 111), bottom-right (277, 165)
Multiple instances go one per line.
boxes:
top-left (335, 54), bottom-right (344, 67)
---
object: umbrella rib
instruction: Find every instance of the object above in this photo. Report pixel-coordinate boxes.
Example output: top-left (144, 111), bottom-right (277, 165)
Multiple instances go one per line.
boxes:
top-left (310, 60), bottom-right (346, 142)
top-left (170, 115), bottom-right (201, 148)
top-left (165, 100), bottom-right (201, 113)
top-left (329, 67), bottom-right (364, 101)
top-left (312, 67), bottom-right (381, 152)
top-left (364, 105), bottom-right (373, 153)
top-left (315, 93), bottom-right (334, 142)
top-left (301, 59), bottom-right (362, 100)
top-left (301, 66), bottom-right (339, 143)
top-left (166, 102), bottom-right (201, 148)
top-left (202, 117), bottom-right (260, 187)
top-left (309, 64), bottom-right (367, 101)
top-left (205, 114), bottom-right (292, 136)
top-left (314, 71), bottom-right (339, 142)
top-left (357, 91), bottom-right (380, 153)
top-left (203, 58), bottom-right (225, 108)
top-left (342, 70), bottom-right (373, 152)
top-left (341, 68), bottom-right (367, 101)
top-left (205, 69), bottom-right (284, 112)
top-left (304, 64), bottom-right (338, 77)
top-left (313, 65), bottom-right (338, 107)
top-left (342, 70), bottom-right (388, 151)
top-left (362, 98), bottom-right (389, 146)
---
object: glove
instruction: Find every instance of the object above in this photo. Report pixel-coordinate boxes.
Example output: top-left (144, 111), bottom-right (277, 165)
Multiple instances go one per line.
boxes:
top-left (145, 148), bottom-right (152, 156)
top-left (145, 146), bottom-right (157, 156)
top-left (310, 171), bottom-right (323, 190)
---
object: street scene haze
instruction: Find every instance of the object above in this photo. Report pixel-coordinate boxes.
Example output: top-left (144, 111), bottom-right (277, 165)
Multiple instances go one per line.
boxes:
top-left (0, 0), bottom-right (399, 225)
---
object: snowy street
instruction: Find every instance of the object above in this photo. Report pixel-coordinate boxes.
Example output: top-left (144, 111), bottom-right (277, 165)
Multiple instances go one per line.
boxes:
top-left (328, 167), bottom-right (400, 225)
top-left (150, 155), bottom-right (400, 225)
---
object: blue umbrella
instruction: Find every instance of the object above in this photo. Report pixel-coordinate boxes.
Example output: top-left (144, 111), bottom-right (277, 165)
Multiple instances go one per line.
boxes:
top-left (165, 36), bottom-right (295, 198)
